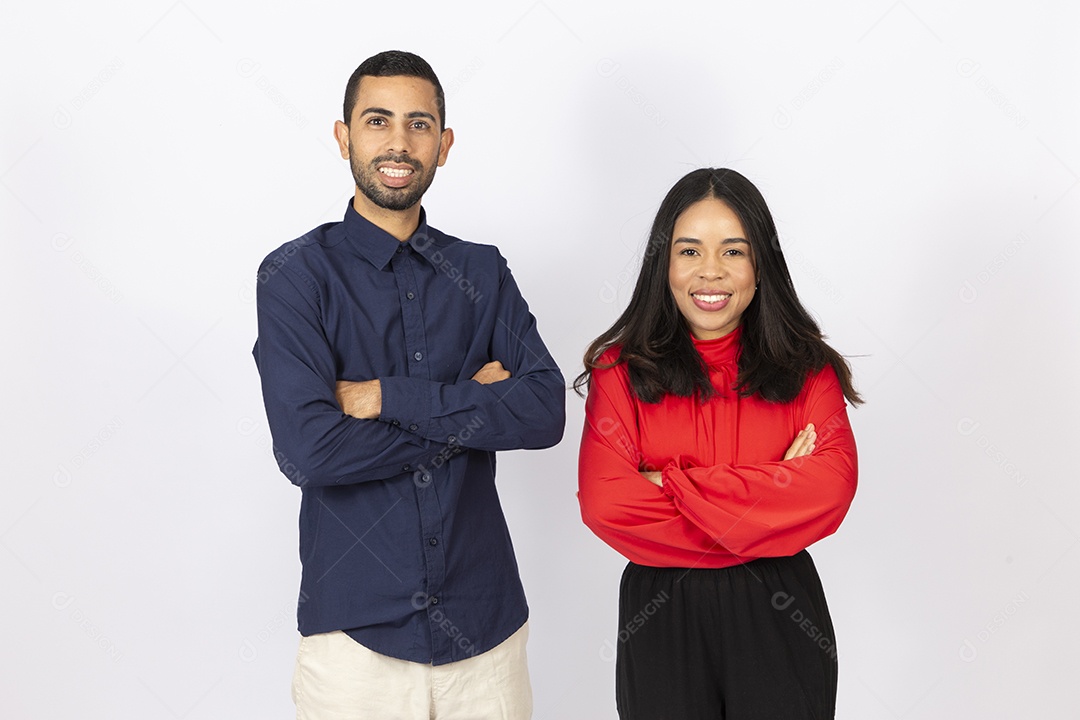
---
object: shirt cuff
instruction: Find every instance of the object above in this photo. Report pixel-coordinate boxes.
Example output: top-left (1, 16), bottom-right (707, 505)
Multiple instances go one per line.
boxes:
top-left (378, 376), bottom-right (433, 438)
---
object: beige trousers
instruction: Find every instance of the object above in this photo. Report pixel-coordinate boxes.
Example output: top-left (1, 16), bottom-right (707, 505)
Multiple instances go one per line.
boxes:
top-left (292, 622), bottom-right (532, 720)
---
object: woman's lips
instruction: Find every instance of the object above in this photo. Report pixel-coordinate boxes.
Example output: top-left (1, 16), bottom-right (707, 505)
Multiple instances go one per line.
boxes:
top-left (690, 292), bottom-right (731, 311)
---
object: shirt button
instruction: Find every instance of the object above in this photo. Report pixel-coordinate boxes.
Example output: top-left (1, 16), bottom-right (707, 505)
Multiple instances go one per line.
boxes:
top-left (391, 419), bottom-right (400, 426)
top-left (413, 351), bottom-right (423, 361)
top-left (402, 464), bottom-right (411, 471)
top-left (395, 246), bottom-right (403, 254)
top-left (409, 423), bottom-right (418, 431)
top-left (447, 435), bottom-right (456, 444)
top-left (429, 537), bottom-right (438, 546)
top-left (406, 291), bottom-right (415, 300)
top-left (430, 597), bottom-right (439, 605)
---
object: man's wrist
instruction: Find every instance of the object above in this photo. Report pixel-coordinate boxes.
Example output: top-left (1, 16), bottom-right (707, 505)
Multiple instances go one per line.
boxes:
top-left (337, 379), bottom-right (382, 420)
top-left (364, 379), bottom-right (382, 419)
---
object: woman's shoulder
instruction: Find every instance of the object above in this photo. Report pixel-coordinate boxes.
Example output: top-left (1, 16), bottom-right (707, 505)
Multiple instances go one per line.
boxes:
top-left (588, 345), bottom-right (633, 390)
top-left (795, 362), bottom-right (846, 408)
top-left (805, 361), bottom-right (841, 388)
top-left (596, 345), bottom-right (623, 367)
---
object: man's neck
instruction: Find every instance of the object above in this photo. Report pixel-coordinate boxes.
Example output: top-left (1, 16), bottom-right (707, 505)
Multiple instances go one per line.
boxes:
top-left (352, 191), bottom-right (421, 242)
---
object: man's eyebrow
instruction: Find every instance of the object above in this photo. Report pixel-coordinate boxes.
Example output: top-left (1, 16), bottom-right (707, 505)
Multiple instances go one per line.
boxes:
top-left (359, 108), bottom-right (437, 123)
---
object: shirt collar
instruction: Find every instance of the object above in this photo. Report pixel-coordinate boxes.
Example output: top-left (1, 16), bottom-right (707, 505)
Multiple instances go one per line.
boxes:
top-left (341, 201), bottom-right (437, 270)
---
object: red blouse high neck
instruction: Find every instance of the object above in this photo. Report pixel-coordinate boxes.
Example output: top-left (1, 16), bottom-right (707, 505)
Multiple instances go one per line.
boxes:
top-left (690, 326), bottom-right (741, 368)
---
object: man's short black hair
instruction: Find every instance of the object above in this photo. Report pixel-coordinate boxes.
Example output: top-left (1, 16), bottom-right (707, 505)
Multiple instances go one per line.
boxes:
top-left (343, 50), bottom-right (445, 130)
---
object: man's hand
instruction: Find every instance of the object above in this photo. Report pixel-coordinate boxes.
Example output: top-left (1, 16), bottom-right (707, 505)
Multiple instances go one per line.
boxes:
top-left (783, 423), bottom-right (816, 460)
top-left (335, 379), bottom-right (382, 420)
top-left (472, 361), bottom-right (511, 385)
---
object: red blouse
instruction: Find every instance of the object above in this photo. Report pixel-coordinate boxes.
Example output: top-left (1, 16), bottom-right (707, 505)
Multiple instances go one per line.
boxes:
top-left (577, 327), bottom-right (857, 567)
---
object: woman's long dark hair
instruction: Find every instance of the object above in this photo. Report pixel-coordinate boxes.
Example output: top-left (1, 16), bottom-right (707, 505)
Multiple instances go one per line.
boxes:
top-left (574, 168), bottom-right (862, 406)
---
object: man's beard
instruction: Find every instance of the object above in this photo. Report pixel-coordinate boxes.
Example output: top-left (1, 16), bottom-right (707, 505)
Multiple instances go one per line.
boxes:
top-left (350, 145), bottom-right (436, 212)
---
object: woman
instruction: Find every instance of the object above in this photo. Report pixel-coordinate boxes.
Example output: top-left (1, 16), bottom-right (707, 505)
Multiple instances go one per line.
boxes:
top-left (577, 168), bottom-right (861, 719)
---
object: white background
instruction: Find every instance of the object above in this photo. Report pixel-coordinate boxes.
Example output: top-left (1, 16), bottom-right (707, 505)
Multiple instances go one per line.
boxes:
top-left (4, 1), bottom-right (1077, 718)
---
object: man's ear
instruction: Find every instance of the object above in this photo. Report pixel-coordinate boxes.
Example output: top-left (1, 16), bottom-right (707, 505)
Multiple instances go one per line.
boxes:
top-left (437, 127), bottom-right (455, 167)
top-left (334, 120), bottom-right (350, 160)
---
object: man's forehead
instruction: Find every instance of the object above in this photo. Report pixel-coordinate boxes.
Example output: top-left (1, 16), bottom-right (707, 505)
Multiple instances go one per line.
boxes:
top-left (356, 75), bottom-right (438, 103)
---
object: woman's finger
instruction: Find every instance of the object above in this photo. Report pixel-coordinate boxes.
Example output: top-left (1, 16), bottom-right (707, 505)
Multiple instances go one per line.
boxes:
top-left (783, 423), bottom-right (816, 460)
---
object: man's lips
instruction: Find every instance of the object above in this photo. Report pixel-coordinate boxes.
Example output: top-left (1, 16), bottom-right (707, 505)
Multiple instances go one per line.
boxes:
top-left (376, 163), bottom-right (416, 187)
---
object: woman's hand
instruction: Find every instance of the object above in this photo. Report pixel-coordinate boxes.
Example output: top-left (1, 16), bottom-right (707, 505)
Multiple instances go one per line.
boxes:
top-left (640, 471), bottom-right (663, 487)
top-left (783, 423), bottom-right (816, 460)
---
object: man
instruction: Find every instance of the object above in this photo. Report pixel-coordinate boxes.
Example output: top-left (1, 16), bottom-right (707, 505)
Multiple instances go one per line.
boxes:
top-left (253, 50), bottom-right (564, 719)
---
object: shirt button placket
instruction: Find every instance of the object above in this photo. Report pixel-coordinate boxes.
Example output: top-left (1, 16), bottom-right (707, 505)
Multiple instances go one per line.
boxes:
top-left (396, 240), bottom-right (446, 659)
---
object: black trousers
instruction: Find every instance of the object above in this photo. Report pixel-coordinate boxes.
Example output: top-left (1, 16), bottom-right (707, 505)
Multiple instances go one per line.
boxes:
top-left (615, 551), bottom-right (837, 720)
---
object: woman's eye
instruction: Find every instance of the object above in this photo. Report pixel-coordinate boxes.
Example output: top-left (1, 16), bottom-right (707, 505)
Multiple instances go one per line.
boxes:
top-left (679, 248), bottom-right (699, 256)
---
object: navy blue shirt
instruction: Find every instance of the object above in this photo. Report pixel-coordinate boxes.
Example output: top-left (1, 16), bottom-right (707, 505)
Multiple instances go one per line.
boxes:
top-left (253, 203), bottom-right (565, 664)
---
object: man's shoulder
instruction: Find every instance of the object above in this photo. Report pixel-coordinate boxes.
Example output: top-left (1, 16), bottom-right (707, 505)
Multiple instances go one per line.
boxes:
top-left (419, 224), bottom-right (509, 281)
top-left (423, 223), bottom-right (502, 260)
top-left (257, 220), bottom-right (342, 274)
